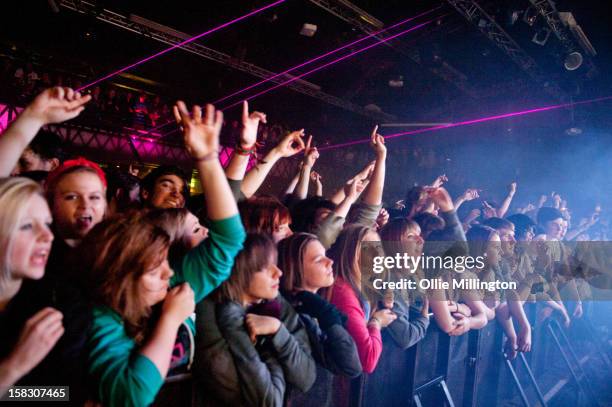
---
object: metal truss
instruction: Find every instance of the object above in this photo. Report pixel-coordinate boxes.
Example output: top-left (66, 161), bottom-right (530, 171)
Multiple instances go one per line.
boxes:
top-left (57, 0), bottom-right (395, 122)
top-left (445, 0), bottom-right (567, 101)
top-left (46, 123), bottom-right (193, 166)
top-left (527, 0), bottom-right (596, 71)
top-left (0, 103), bottom-right (21, 134)
top-left (2, 102), bottom-right (295, 180)
top-left (308, 0), bottom-right (479, 98)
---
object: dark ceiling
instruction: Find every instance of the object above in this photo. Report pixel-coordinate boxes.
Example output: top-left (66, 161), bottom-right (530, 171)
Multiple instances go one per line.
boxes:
top-left (2, 0), bottom-right (612, 144)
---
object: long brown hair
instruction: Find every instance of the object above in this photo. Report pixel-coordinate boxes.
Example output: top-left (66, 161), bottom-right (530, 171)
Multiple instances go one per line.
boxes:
top-left (83, 212), bottom-right (170, 343)
top-left (326, 224), bottom-right (384, 310)
top-left (277, 233), bottom-right (332, 300)
top-left (212, 233), bottom-right (277, 304)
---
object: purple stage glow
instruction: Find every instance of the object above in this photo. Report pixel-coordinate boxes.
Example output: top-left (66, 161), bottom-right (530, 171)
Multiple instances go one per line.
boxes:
top-left (317, 96), bottom-right (612, 151)
top-left (213, 7), bottom-right (440, 105)
top-left (77, 0), bottom-right (287, 92)
top-left (220, 18), bottom-right (437, 111)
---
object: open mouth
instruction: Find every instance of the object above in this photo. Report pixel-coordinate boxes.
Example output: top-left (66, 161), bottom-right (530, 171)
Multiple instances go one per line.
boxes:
top-left (30, 249), bottom-right (50, 266)
top-left (76, 215), bottom-right (93, 229)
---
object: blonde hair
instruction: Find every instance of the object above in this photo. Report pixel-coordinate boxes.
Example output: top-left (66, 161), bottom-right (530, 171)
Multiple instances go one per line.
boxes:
top-left (0, 177), bottom-right (46, 289)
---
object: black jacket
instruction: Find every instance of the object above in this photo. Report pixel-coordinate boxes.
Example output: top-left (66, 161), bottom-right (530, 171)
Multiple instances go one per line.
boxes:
top-left (194, 296), bottom-right (316, 407)
top-left (0, 276), bottom-right (91, 405)
top-left (284, 292), bottom-right (362, 407)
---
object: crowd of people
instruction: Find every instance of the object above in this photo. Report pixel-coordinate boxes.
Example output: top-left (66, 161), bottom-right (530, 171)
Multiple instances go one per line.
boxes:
top-left (0, 86), bottom-right (608, 406)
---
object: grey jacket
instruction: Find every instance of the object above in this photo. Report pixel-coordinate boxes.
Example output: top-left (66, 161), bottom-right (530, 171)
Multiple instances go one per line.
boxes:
top-left (194, 296), bottom-right (316, 407)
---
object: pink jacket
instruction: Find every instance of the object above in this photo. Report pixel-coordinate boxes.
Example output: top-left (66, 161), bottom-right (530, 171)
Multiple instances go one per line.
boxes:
top-left (331, 278), bottom-right (382, 373)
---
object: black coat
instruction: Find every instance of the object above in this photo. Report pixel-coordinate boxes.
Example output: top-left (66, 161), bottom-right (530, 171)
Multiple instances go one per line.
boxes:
top-left (0, 276), bottom-right (91, 405)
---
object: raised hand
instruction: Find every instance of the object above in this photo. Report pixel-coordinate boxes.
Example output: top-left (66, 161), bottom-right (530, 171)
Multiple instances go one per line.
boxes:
top-left (370, 125), bottom-right (386, 157)
top-left (376, 208), bottom-right (390, 230)
top-left (461, 188), bottom-right (480, 201)
top-left (523, 203), bottom-right (536, 213)
top-left (425, 187), bottom-right (454, 213)
top-left (508, 182), bottom-right (517, 195)
top-left (343, 178), bottom-right (366, 202)
top-left (273, 129), bottom-right (306, 158)
top-left (25, 87), bottom-right (91, 125)
top-left (174, 101), bottom-right (223, 160)
top-left (538, 194), bottom-right (548, 207)
top-left (303, 135), bottom-right (320, 167)
top-left (432, 174), bottom-right (448, 188)
top-left (356, 161), bottom-right (376, 181)
top-left (310, 171), bottom-right (323, 186)
top-left (241, 101), bottom-right (266, 149)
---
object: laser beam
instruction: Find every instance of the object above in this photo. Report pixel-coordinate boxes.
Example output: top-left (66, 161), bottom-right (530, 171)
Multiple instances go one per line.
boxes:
top-left (317, 96), bottom-right (612, 151)
top-left (221, 18), bottom-right (437, 111)
top-left (159, 16), bottom-right (438, 139)
top-left (77, 0), bottom-right (287, 91)
top-left (143, 8), bottom-right (440, 137)
top-left (213, 7), bottom-right (440, 105)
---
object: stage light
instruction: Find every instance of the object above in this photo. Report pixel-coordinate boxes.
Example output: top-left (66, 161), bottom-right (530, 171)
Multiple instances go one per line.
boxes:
top-left (77, 0), bottom-right (287, 91)
top-left (565, 52), bottom-right (583, 71)
top-left (388, 76), bottom-right (404, 88)
top-left (300, 23), bottom-right (317, 37)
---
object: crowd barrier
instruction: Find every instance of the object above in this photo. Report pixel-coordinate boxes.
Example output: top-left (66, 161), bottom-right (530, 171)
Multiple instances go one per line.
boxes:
top-left (153, 302), bottom-right (610, 407)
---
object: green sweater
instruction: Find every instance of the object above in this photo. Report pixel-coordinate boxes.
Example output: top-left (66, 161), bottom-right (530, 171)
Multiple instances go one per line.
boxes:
top-left (88, 215), bottom-right (245, 407)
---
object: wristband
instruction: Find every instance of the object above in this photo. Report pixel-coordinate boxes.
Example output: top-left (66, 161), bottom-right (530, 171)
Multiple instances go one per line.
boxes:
top-left (194, 151), bottom-right (219, 162)
top-left (235, 144), bottom-right (256, 156)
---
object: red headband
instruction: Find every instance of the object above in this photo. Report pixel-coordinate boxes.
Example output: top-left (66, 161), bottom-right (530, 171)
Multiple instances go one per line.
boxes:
top-left (46, 157), bottom-right (107, 189)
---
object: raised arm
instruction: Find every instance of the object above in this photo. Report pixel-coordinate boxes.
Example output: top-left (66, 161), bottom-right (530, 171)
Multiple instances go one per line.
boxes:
top-left (294, 136), bottom-right (319, 200)
top-left (311, 171), bottom-right (323, 197)
top-left (361, 126), bottom-right (386, 206)
top-left (0, 87), bottom-right (90, 176)
top-left (172, 101), bottom-right (246, 300)
top-left (497, 182), bottom-right (517, 218)
top-left (241, 129), bottom-right (306, 198)
top-left (454, 188), bottom-right (480, 211)
top-left (225, 101), bottom-right (265, 182)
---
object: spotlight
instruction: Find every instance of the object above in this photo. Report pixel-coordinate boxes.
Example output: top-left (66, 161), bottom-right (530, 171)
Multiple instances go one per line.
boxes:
top-left (565, 127), bottom-right (582, 135)
top-left (564, 52), bottom-right (583, 71)
top-left (532, 28), bottom-right (551, 46)
top-left (388, 75), bottom-right (404, 88)
top-left (523, 7), bottom-right (538, 26)
top-left (300, 23), bottom-right (317, 37)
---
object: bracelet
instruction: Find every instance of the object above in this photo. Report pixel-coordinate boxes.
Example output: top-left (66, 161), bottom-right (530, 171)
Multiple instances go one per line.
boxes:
top-left (235, 144), bottom-right (256, 156)
top-left (368, 316), bottom-right (381, 328)
top-left (194, 151), bottom-right (219, 162)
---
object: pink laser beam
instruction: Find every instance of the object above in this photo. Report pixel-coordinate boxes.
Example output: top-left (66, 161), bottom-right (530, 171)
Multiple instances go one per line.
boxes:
top-left (317, 95), bottom-right (612, 151)
top-left (141, 8), bottom-right (440, 137)
top-left (213, 7), bottom-right (440, 105)
top-left (221, 18), bottom-right (437, 111)
top-left (77, 0), bottom-right (287, 92)
top-left (159, 17), bottom-right (438, 139)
